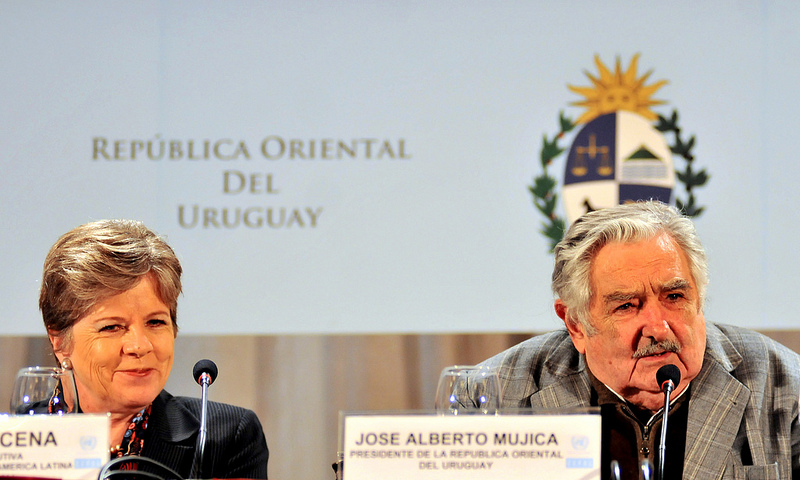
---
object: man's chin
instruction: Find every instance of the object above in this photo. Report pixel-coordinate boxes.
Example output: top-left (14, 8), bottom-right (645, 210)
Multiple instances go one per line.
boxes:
top-left (620, 388), bottom-right (667, 413)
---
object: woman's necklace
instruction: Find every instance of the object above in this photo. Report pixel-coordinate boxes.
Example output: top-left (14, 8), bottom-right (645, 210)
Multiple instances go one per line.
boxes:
top-left (109, 406), bottom-right (151, 458)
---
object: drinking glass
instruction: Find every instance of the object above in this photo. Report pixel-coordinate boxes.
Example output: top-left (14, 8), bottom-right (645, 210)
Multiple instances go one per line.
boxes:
top-left (10, 366), bottom-right (79, 415)
top-left (434, 365), bottom-right (501, 414)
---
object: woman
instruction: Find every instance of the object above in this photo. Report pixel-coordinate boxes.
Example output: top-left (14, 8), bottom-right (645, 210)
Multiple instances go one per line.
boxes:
top-left (39, 219), bottom-right (269, 479)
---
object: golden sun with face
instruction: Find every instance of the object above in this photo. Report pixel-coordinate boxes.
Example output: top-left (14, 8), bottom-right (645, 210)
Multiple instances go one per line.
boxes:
top-left (568, 54), bottom-right (668, 125)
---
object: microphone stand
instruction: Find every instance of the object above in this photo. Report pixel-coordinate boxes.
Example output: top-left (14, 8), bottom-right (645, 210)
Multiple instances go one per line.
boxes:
top-left (190, 360), bottom-right (217, 479)
top-left (657, 379), bottom-right (674, 480)
top-left (191, 370), bottom-right (213, 479)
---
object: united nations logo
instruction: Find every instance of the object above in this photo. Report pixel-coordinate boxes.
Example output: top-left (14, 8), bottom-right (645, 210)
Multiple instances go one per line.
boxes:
top-left (530, 54), bottom-right (710, 251)
top-left (571, 435), bottom-right (590, 450)
top-left (80, 435), bottom-right (98, 450)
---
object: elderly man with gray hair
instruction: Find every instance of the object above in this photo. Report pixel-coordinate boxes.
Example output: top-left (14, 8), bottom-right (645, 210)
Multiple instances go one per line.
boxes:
top-left (479, 201), bottom-right (800, 479)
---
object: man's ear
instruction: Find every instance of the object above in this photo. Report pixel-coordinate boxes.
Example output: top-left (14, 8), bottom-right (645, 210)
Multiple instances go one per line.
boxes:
top-left (555, 300), bottom-right (587, 355)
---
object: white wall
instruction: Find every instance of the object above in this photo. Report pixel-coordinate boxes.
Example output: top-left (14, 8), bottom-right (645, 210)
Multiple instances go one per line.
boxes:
top-left (2, 1), bottom-right (798, 335)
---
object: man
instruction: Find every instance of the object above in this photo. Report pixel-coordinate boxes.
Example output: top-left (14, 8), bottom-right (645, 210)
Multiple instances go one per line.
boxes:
top-left (480, 201), bottom-right (800, 479)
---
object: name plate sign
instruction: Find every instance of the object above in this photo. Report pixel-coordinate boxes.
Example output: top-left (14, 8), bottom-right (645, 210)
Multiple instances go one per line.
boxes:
top-left (343, 413), bottom-right (600, 480)
top-left (0, 414), bottom-right (110, 480)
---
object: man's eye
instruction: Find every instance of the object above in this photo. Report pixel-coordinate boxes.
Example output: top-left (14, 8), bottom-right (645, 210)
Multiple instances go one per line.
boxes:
top-left (616, 302), bottom-right (634, 311)
top-left (666, 293), bottom-right (684, 301)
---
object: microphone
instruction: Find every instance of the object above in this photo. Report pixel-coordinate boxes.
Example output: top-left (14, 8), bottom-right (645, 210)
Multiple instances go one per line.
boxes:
top-left (193, 359), bottom-right (218, 387)
top-left (656, 364), bottom-right (680, 394)
top-left (191, 359), bottom-right (218, 479)
top-left (655, 365), bottom-right (681, 480)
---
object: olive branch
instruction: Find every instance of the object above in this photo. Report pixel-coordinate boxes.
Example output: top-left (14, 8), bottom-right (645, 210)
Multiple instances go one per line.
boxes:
top-left (529, 111), bottom-right (574, 252)
top-left (656, 109), bottom-right (710, 217)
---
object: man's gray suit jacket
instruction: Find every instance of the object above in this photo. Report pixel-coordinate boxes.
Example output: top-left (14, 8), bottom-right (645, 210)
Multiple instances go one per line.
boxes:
top-left (481, 322), bottom-right (800, 479)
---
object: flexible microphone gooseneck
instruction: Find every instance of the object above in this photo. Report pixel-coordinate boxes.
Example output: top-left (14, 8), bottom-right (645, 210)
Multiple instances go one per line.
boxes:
top-left (191, 359), bottom-right (218, 480)
top-left (655, 364), bottom-right (681, 480)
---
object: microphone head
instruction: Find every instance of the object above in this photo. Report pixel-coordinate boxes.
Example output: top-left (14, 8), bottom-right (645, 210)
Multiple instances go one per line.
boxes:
top-left (193, 359), bottom-right (218, 385)
top-left (656, 364), bottom-right (681, 390)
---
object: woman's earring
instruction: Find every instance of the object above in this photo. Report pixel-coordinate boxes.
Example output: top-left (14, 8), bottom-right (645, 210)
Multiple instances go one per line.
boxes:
top-left (61, 358), bottom-right (73, 370)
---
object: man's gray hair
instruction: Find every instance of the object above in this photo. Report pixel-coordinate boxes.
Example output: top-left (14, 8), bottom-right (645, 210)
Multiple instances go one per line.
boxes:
top-left (551, 201), bottom-right (708, 334)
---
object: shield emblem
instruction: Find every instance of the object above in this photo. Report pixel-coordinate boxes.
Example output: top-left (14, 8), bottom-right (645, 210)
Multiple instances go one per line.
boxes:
top-left (562, 111), bottom-right (674, 224)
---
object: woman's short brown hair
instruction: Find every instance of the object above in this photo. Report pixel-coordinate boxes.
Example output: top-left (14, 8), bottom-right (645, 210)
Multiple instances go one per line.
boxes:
top-left (40, 219), bottom-right (182, 338)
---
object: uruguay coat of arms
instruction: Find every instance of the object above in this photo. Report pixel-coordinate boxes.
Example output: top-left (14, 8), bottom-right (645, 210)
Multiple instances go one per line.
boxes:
top-left (530, 54), bottom-right (710, 251)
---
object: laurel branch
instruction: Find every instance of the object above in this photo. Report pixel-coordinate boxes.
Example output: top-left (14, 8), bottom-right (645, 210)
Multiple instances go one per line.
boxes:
top-left (529, 111), bottom-right (574, 252)
top-left (656, 109), bottom-right (710, 217)
top-left (530, 109), bottom-right (709, 253)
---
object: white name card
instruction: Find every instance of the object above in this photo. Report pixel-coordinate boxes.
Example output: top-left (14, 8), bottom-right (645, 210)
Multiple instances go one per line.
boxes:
top-left (343, 413), bottom-right (601, 480)
top-left (0, 414), bottom-right (110, 480)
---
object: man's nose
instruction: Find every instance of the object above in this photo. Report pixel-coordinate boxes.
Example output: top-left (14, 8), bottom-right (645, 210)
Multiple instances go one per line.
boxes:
top-left (640, 300), bottom-right (671, 340)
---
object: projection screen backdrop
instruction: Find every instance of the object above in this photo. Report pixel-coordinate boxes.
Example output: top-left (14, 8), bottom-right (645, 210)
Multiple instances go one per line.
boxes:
top-left (2, 1), bottom-right (799, 334)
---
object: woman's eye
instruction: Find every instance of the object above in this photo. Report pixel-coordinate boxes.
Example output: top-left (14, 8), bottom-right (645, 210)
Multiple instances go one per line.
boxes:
top-left (99, 324), bottom-right (121, 332)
